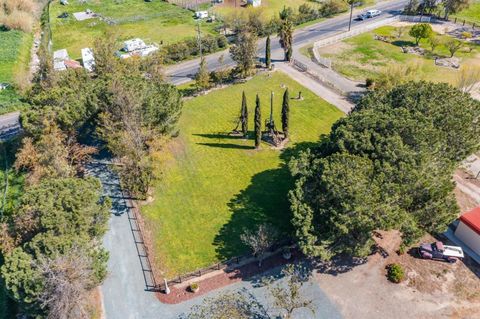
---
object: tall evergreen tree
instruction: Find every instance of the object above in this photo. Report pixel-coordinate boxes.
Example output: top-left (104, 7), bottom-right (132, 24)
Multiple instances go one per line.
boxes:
top-left (254, 95), bottom-right (262, 149)
top-left (241, 91), bottom-right (248, 138)
top-left (195, 57), bottom-right (211, 92)
top-left (281, 89), bottom-right (290, 138)
top-left (279, 19), bottom-right (293, 62)
top-left (265, 36), bottom-right (271, 69)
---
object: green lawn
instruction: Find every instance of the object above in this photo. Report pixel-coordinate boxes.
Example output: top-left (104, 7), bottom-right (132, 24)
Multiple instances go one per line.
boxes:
top-left (49, 0), bottom-right (220, 59)
top-left (452, 0), bottom-right (480, 25)
top-left (317, 25), bottom-right (480, 84)
top-left (141, 72), bottom-right (343, 277)
top-left (0, 29), bottom-right (32, 114)
top-left (0, 29), bottom-right (32, 84)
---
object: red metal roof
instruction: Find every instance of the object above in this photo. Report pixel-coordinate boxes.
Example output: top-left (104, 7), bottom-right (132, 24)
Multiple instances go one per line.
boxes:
top-left (460, 207), bottom-right (480, 236)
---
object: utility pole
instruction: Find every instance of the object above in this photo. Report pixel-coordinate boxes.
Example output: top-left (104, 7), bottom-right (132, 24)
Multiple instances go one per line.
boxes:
top-left (270, 91), bottom-right (274, 129)
top-left (348, 1), bottom-right (354, 32)
top-left (196, 23), bottom-right (203, 58)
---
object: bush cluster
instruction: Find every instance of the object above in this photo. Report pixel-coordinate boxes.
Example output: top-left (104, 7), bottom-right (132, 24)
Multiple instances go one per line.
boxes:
top-left (163, 34), bottom-right (228, 64)
top-left (387, 263), bottom-right (405, 283)
top-left (0, 0), bottom-right (39, 32)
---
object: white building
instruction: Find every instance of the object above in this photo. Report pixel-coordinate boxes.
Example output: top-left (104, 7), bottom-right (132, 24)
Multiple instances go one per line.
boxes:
top-left (81, 48), bottom-right (95, 72)
top-left (195, 11), bottom-right (208, 19)
top-left (53, 49), bottom-right (69, 71)
top-left (123, 38), bottom-right (146, 52)
top-left (455, 207), bottom-right (480, 256)
top-left (247, 0), bottom-right (261, 7)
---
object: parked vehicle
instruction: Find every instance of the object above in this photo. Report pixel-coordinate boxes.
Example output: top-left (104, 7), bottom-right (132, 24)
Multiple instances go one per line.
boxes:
top-left (366, 9), bottom-right (382, 18)
top-left (419, 241), bottom-right (464, 263)
top-left (357, 13), bottom-right (368, 20)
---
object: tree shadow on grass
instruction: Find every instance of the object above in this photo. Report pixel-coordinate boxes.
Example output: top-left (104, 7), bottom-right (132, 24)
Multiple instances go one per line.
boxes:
top-left (391, 40), bottom-right (416, 47)
top-left (193, 133), bottom-right (248, 140)
top-left (213, 142), bottom-right (317, 260)
top-left (197, 143), bottom-right (255, 150)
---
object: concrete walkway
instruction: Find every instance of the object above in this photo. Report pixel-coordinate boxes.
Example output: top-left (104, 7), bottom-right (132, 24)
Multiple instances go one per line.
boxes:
top-left (292, 48), bottom-right (364, 95)
top-left (276, 63), bottom-right (355, 114)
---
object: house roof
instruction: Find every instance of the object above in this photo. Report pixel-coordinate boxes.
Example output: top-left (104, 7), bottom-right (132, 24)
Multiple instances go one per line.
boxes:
top-left (64, 59), bottom-right (82, 69)
top-left (460, 207), bottom-right (480, 236)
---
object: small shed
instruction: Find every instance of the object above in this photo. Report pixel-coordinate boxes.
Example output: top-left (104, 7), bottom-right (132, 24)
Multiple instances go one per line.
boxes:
top-left (123, 38), bottom-right (146, 52)
top-left (455, 207), bottom-right (480, 256)
top-left (53, 49), bottom-right (69, 71)
top-left (247, 0), bottom-right (261, 7)
top-left (81, 48), bottom-right (95, 72)
top-left (195, 11), bottom-right (208, 19)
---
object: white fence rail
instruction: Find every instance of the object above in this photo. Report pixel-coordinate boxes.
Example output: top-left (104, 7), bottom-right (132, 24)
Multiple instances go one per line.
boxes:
top-left (400, 15), bottom-right (434, 23)
top-left (312, 16), bottom-right (401, 68)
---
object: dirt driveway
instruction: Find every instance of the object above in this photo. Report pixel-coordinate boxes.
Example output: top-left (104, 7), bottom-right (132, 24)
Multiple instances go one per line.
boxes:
top-left (314, 229), bottom-right (480, 319)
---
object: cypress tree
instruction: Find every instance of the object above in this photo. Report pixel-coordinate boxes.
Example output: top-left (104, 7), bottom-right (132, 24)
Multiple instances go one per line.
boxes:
top-left (265, 36), bottom-right (271, 69)
top-left (282, 89), bottom-right (290, 138)
top-left (241, 91), bottom-right (248, 138)
top-left (254, 94), bottom-right (262, 149)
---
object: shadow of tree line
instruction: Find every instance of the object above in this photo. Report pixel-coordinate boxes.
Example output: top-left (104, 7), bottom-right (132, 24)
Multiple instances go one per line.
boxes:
top-left (212, 141), bottom-right (318, 261)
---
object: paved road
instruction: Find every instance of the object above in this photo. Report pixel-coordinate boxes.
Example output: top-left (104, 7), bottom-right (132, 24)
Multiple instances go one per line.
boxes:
top-left (0, 111), bottom-right (21, 141)
top-left (166, 0), bottom-right (409, 86)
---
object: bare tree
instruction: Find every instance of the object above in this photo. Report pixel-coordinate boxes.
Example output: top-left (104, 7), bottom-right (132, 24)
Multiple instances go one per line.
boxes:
top-left (182, 289), bottom-right (269, 319)
top-left (38, 248), bottom-right (96, 319)
top-left (395, 26), bottom-right (406, 39)
top-left (456, 65), bottom-right (480, 93)
top-left (267, 264), bottom-right (315, 319)
top-left (240, 223), bottom-right (278, 267)
top-left (445, 38), bottom-right (463, 57)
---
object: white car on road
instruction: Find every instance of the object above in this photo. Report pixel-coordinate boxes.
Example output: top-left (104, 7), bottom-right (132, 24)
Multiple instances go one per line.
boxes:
top-left (358, 9), bottom-right (382, 20)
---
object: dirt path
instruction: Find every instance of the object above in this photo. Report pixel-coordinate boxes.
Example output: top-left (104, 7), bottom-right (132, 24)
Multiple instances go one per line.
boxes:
top-left (314, 230), bottom-right (480, 319)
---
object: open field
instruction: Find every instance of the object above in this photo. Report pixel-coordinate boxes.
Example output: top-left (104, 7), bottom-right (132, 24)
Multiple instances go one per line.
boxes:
top-left (49, 0), bottom-right (219, 59)
top-left (0, 29), bottom-right (32, 85)
top-left (141, 72), bottom-right (343, 277)
top-left (0, 29), bottom-right (32, 114)
top-left (213, 0), bottom-right (321, 18)
top-left (317, 25), bottom-right (480, 84)
top-left (452, 0), bottom-right (480, 25)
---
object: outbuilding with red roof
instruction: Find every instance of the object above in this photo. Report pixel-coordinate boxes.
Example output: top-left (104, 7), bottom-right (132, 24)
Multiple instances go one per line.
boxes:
top-left (455, 206), bottom-right (480, 256)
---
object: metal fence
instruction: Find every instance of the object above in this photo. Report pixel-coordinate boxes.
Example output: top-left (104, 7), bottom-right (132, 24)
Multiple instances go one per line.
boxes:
top-left (448, 16), bottom-right (478, 30)
top-left (156, 239), bottom-right (292, 292)
top-left (121, 190), bottom-right (158, 291)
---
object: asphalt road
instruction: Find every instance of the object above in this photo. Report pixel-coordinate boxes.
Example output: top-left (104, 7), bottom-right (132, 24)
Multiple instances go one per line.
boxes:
top-left (0, 111), bottom-right (21, 141)
top-left (166, 0), bottom-right (410, 85)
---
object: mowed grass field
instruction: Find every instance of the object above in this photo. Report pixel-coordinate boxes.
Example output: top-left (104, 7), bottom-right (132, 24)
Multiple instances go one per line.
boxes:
top-left (452, 0), bottom-right (480, 24)
top-left (0, 29), bottom-right (32, 114)
top-left (141, 72), bottom-right (343, 277)
top-left (0, 29), bottom-right (32, 84)
top-left (49, 0), bottom-right (219, 59)
top-left (318, 25), bottom-right (480, 84)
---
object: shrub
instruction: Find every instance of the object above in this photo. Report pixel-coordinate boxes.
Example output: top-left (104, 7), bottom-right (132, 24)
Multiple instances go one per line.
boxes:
top-left (387, 263), bottom-right (405, 283)
top-left (320, 0), bottom-right (348, 17)
top-left (1, 9), bottom-right (33, 32)
top-left (397, 244), bottom-right (406, 255)
top-left (462, 31), bottom-right (472, 39)
top-left (189, 282), bottom-right (199, 292)
top-left (365, 78), bottom-right (375, 89)
top-left (163, 35), bottom-right (229, 64)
